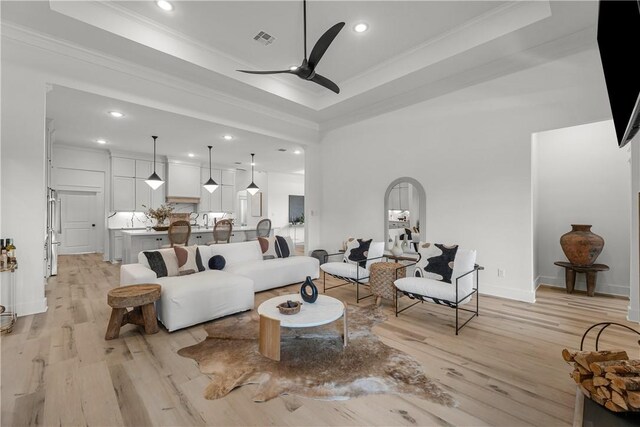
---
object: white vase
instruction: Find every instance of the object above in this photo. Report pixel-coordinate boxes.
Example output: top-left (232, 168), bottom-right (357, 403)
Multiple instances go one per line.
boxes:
top-left (391, 236), bottom-right (403, 256)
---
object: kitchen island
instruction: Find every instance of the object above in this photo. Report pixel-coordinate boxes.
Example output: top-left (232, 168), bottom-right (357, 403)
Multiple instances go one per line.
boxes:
top-left (121, 226), bottom-right (260, 264)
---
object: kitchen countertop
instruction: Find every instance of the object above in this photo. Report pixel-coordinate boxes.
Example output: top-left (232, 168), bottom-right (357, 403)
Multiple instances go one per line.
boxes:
top-left (121, 226), bottom-right (258, 236)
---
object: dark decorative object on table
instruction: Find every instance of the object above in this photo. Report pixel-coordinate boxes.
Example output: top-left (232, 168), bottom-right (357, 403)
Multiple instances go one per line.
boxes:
top-left (277, 300), bottom-right (301, 315)
top-left (560, 224), bottom-right (605, 267)
top-left (152, 225), bottom-right (169, 231)
top-left (300, 276), bottom-right (318, 303)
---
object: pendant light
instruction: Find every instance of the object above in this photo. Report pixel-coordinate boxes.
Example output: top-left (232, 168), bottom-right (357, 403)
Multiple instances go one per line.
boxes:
top-left (145, 135), bottom-right (165, 189)
top-left (246, 153), bottom-right (259, 195)
top-left (203, 145), bottom-right (219, 193)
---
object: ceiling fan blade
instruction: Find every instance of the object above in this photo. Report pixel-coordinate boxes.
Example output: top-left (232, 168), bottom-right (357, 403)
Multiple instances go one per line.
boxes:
top-left (308, 22), bottom-right (345, 69)
top-left (310, 73), bottom-right (340, 94)
top-left (237, 69), bottom-right (293, 75)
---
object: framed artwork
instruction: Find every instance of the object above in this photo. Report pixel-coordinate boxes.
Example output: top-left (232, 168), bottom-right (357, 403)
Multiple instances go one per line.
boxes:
top-left (251, 191), bottom-right (263, 217)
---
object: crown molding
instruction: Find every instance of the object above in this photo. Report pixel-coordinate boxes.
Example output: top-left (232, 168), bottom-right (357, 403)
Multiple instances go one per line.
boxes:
top-left (1, 22), bottom-right (320, 139)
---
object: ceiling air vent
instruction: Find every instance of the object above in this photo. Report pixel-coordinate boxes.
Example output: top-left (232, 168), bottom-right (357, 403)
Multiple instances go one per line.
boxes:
top-left (277, 148), bottom-right (287, 152)
top-left (236, 168), bottom-right (247, 172)
top-left (253, 31), bottom-right (276, 46)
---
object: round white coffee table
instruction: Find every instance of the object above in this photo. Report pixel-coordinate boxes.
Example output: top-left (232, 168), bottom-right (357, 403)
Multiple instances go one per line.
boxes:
top-left (257, 294), bottom-right (347, 361)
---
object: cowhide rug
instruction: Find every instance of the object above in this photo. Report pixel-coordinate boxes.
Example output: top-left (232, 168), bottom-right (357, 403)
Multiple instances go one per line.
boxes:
top-left (178, 304), bottom-right (455, 404)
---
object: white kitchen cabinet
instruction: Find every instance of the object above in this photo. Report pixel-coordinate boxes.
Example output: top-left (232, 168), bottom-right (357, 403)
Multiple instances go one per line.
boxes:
top-left (113, 176), bottom-right (135, 211)
top-left (135, 178), bottom-right (151, 211)
top-left (151, 178), bottom-right (166, 209)
top-left (221, 185), bottom-right (234, 212)
top-left (221, 169), bottom-right (235, 186)
top-left (135, 160), bottom-right (151, 179)
top-left (189, 231), bottom-right (211, 246)
top-left (123, 233), bottom-right (168, 263)
top-left (388, 184), bottom-right (409, 210)
top-left (399, 185), bottom-right (409, 210)
top-left (112, 157), bottom-right (135, 177)
top-left (167, 162), bottom-right (200, 198)
top-left (114, 236), bottom-right (123, 260)
top-left (201, 167), bottom-right (221, 184)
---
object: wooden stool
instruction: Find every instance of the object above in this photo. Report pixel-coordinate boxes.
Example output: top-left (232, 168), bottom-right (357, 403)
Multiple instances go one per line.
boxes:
top-left (370, 262), bottom-right (406, 306)
top-left (105, 284), bottom-right (161, 340)
top-left (553, 262), bottom-right (610, 297)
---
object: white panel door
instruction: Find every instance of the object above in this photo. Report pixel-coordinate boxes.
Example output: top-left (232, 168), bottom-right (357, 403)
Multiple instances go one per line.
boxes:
top-left (59, 192), bottom-right (97, 254)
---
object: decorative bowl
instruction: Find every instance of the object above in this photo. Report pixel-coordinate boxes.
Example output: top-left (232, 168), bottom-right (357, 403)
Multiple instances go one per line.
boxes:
top-left (277, 300), bottom-right (301, 315)
top-left (152, 225), bottom-right (169, 231)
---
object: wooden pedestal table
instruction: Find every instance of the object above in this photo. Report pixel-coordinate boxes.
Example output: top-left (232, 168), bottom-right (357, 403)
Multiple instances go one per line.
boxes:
top-left (553, 262), bottom-right (610, 297)
top-left (370, 262), bottom-right (406, 306)
top-left (105, 284), bottom-right (161, 340)
top-left (257, 294), bottom-right (347, 361)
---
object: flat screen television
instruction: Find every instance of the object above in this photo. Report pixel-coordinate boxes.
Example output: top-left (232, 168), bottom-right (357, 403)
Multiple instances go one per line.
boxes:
top-left (597, 0), bottom-right (640, 147)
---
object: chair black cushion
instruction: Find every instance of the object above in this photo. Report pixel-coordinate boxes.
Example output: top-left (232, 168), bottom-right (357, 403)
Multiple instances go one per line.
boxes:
top-left (208, 255), bottom-right (226, 270)
top-left (347, 239), bottom-right (372, 268)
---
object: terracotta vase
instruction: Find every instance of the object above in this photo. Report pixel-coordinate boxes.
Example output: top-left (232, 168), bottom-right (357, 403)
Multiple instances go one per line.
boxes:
top-left (559, 224), bottom-right (604, 267)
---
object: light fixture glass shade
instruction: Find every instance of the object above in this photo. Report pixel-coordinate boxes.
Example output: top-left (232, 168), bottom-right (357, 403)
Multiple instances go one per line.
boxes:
top-left (247, 182), bottom-right (259, 195)
top-left (203, 177), bottom-right (219, 193)
top-left (145, 172), bottom-right (164, 189)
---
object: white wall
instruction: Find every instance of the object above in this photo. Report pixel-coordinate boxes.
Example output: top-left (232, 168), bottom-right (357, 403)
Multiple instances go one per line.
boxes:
top-left (0, 62), bottom-right (48, 315)
top-left (630, 137), bottom-right (640, 321)
top-left (311, 48), bottom-right (612, 303)
top-left (235, 169), bottom-right (268, 228)
top-left (267, 172), bottom-right (304, 229)
top-left (533, 121), bottom-right (630, 296)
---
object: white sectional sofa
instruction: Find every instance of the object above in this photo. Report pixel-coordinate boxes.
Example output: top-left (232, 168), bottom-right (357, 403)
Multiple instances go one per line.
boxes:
top-left (120, 240), bottom-right (320, 331)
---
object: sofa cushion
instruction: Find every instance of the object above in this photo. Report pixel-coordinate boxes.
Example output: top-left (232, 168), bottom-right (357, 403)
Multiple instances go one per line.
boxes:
top-left (259, 236), bottom-right (279, 259)
top-left (394, 276), bottom-right (473, 305)
top-left (320, 261), bottom-right (370, 283)
top-left (415, 243), bottom-right (458, 283)
top-left (208, 255), bottom-right (226, 270)
top-left (142, 248), bottom-right (179, 278)
top-left (174, 245), bottom-right (204, 275)
top-left (275, 235), bottom-right (291, 258)
top-left (344, 238), bottom-right (372, 268)
top-left (225, 256), bottom-right (320, 293)
top-left (154, 270), bottom-right (254, 332)
top-left (207, 240), bottom-right (263, 268)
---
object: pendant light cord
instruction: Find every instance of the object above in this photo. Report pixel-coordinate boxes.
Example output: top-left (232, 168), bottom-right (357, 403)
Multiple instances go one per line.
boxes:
top-left (208, 145), bottom-right (213, 179)
top-left (152, 136), bottom-right (158, 173)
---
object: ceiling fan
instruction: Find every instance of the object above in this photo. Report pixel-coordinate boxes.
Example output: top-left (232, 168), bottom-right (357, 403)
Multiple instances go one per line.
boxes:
top-left (237, 0), bottom-right (345, 94)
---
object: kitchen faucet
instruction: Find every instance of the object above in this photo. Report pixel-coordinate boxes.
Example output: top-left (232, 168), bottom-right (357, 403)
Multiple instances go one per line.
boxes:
top-left (203, 213), bottom-right (209, 229)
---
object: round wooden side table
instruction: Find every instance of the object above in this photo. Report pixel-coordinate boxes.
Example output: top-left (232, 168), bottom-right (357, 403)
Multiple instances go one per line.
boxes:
top-left (370, 262), bottom-right (406, 306)
top-left (105, 284), bottom-right (161, 340)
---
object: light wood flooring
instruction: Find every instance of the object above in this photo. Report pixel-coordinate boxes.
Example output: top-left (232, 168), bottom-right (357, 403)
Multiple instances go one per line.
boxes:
top-left (2, 253), bottom-right (639, 426)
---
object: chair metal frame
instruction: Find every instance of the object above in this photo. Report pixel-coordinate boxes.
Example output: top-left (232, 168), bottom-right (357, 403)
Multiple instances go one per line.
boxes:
top-left (394, 261), bottom-right (483, 335)
top-left (167, 220), bottom-right (191, 247)
top-left (322, 252), bottom-right (385, 303)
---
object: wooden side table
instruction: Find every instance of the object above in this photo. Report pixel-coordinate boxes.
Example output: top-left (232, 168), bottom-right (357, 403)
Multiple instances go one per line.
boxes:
top-left (105, 284), bottom-right (161, 340)
top-left (370, 262), bottom-right (406, 306)
top-left (553, 262), bottom-right (609, 297)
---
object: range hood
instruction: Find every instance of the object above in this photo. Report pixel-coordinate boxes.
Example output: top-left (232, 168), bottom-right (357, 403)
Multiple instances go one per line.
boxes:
top-left (166, 196), bottom-right (200, 204)
top-left (166, 160), bottom-right (201, 203)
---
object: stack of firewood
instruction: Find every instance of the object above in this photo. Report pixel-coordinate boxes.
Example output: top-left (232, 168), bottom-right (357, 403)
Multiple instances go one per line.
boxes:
top-left (563, 349), bottom-right (640, 412)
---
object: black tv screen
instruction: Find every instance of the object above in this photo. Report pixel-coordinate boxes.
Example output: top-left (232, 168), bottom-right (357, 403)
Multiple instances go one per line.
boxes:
top-left (597, 0), bottom-right (640, 147)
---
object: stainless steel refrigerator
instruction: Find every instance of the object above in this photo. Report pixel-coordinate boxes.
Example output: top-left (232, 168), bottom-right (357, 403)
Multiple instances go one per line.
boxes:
top-left (45, 188), bottom-right (60, 276)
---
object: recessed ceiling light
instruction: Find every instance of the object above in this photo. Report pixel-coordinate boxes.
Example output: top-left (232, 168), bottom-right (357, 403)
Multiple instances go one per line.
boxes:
top-left (289, 66), bottom-right (299, 71)
top-left (234, 162), bottom-right (242, 165)
top-left (354, 23), bottom-right (369, 33)
top-left (108, 111), bottom-right (124, 118)
top-left (188, 153), bottom-right (195, 158)
top-left (156, 0), bottom-right (174, 12)
top-left (293, 149), bottom-right (301, 155)
top-left (223, 135), bottom-right (233, 141)
top-left (96, 139), bottom-right (107, 144)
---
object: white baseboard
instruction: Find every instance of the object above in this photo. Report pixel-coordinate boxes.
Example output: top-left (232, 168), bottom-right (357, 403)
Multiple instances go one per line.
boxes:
top-left (628, 307), bottom-right (640, 323)
top-left (16, 297), bottom-right (48, 317)
top-left (539, 275), bottom-right (629, 297)
top-left (480, 283), bottom-right (536, 303)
